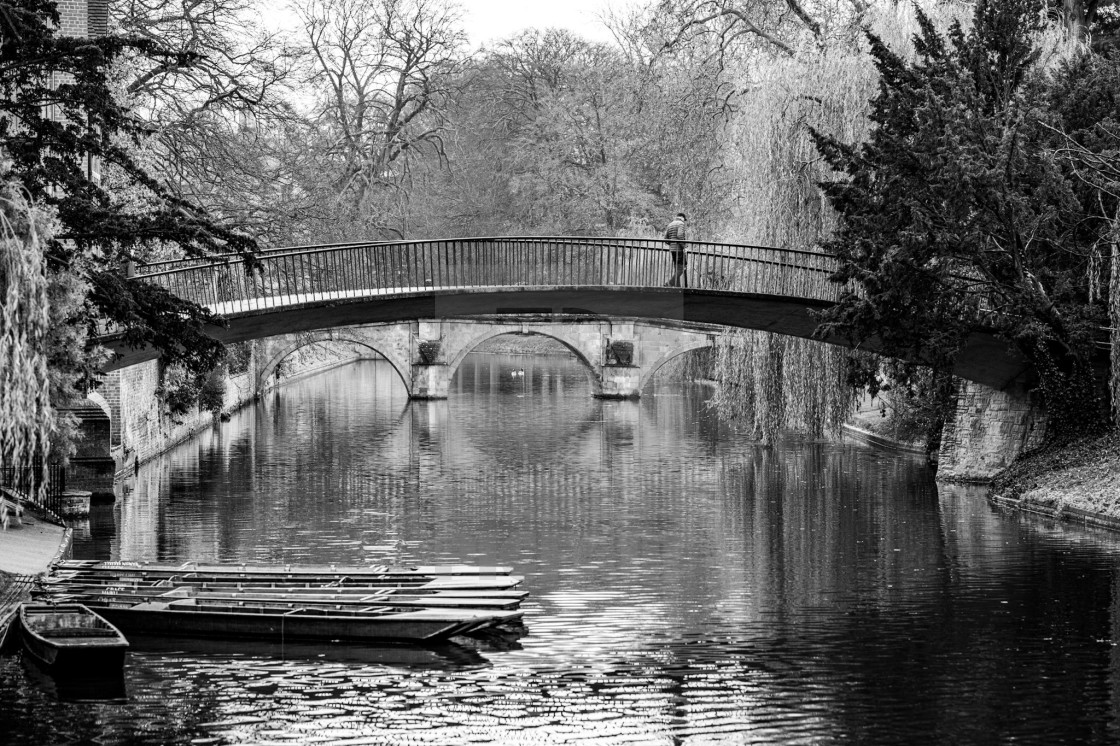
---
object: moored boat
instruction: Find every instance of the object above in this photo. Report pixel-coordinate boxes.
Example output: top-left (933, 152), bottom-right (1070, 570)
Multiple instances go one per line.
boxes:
top-left (53, 559), bottom-right (514, 577)
top-left (36, 585), bottom-right (527, 611)
top-left (36, 576), bottom-right (529, 601)
top-left (44, 569), bottom-right (523, 591)
top-left (19, 604), bottom-right (129, 670)
top-left (84, 597), bottom-right (523, 643)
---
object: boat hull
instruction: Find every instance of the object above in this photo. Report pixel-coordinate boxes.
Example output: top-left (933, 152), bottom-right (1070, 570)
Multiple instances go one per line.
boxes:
top-left (19, 604), bottom-right (129, 671)
top-left (88, 600), bottom-right (521, 643)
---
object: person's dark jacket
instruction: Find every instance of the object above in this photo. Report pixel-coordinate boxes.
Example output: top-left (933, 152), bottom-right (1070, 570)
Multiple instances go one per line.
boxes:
top-left (664, 218), bottom-right (687, 246)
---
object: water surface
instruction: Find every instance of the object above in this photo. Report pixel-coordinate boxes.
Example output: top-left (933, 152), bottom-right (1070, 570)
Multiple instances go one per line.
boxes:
top-left (4, 355), bottom-right (1120, 745)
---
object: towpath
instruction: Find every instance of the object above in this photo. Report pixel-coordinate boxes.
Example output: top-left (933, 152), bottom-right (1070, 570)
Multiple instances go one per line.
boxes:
top-left (0, 505), bottom-right (71, 644)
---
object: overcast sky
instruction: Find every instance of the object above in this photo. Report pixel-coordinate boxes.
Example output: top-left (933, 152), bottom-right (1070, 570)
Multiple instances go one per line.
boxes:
top-left (263, 1), bottom-right (641, 52)
top-left (459, 0), bottom-right (636, 47)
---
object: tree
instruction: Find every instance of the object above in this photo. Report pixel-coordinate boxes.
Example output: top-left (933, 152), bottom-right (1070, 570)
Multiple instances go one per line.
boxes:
top-left (292, 0), bottom-right (466, 238)
top-left (811, 0), bottom-right (1113, 434)
top-left (111, 0), bottom-right (304, 245)
top-left (1047, 51), bottom-right (1120, 425)
top-left (0, 185), bottom-right (52, 496)
top-left (478, 30), bottom-right (661, 234)
top-left (651, 0), bottom-right (872, 58)
top-left (426, 25), bottom-right (732, 238)
top-left (0, 0), bottom-right (259, 379)
top-left (1050, 0), bottom-right (1120, 41)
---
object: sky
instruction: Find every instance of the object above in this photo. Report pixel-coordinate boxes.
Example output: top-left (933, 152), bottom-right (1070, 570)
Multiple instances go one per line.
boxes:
top-left (459, 0), bottom-right (637, 47)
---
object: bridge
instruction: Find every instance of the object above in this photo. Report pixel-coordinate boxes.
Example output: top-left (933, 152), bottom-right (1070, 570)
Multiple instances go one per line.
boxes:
top-left (253, 317), bottom-right (721, 399)
top-left (106, 236), bottom-right (1030, 389)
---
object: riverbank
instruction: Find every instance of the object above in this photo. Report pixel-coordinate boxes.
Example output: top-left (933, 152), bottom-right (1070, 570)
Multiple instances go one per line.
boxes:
top-left (989, 430), bottom-right (1120, 530)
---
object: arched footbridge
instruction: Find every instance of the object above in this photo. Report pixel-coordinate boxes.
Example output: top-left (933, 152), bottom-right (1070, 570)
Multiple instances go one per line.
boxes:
top-left (106, 236), bottom-right (1030, 388)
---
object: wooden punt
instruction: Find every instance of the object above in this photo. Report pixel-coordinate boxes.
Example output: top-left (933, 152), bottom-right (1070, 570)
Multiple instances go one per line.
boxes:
top-left (44, 570), bottom-right (524, 591)
top-left (37, 586), bottom-right (527, 611)
top-left (19, 604), bottom-right (129, 670)
top-left (53, 559), bottom-right (514, 577)
top-left (35, 577), bottom-right (530, 604)
top-left (83, 597), bottom-right (523, 643)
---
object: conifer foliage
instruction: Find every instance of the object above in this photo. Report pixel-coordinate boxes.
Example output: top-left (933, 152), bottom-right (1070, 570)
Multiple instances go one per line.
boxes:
top-left (812, 0), bottom-right (1116, 434)
top-left (0, 0), bottom-right (258, 378)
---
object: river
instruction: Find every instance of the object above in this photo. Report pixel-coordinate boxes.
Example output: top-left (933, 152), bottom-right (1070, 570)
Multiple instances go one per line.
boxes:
top-left (4, 353), bottom-right (1120, 745)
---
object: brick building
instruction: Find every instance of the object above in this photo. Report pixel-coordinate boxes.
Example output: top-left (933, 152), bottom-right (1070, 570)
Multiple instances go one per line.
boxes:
top-left (55, 0), bottom-right (109, 37)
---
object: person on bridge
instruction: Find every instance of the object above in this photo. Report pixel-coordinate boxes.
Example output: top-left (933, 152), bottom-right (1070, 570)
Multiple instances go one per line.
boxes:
top-left (663, 212), bottom-right (688, 288)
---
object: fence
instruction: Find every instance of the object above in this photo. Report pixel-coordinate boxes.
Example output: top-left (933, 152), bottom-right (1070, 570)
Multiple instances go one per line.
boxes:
top-left (0, 463), bottom-right (66, 518)
top-left (132, 237), bottom-right (843, 316)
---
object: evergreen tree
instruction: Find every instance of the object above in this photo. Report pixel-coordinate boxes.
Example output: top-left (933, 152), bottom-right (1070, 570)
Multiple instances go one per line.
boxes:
top-left (811, 0), bottom-right (1112, 434)
top-left (0, 0), bottom-right (258, 380)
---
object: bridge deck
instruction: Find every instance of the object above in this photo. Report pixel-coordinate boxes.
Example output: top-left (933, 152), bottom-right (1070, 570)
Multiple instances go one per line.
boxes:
top-left (104, 237), bottom-right (1036, 387)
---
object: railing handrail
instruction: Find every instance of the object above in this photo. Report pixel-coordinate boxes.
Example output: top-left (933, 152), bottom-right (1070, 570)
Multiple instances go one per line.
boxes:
top-left (135, 239), bottom-right (394, 271)
top-left (135, 236), bottom-right (837, 281)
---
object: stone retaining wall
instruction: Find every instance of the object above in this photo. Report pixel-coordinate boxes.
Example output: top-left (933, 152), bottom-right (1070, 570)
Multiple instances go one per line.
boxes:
top-left (937, 380), bottom-right (1046, 483)
top-left (109, 344), bottom-right (370, 478)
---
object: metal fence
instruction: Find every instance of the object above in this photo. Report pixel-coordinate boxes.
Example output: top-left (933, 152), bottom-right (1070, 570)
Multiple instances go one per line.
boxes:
top-left (0, 462), bottom-right (66, 518)
top-left (132, 237), bottom-right (843, 316)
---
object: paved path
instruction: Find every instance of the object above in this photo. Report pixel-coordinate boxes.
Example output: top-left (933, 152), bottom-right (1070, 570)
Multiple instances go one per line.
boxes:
top-left (0, 506), bottom-right (71, 575)
top-left (0, 506), bottom-right (71, 645)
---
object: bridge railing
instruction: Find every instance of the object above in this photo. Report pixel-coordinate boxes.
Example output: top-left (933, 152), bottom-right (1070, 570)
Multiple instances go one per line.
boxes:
top-left (134, 237), bottom-right (841, 315)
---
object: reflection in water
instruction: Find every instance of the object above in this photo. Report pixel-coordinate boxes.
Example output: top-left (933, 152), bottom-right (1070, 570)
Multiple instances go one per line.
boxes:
top-left (4, 355), bottom-right (1117, 744)
top-left (126, 634), bottom-right (492, 671)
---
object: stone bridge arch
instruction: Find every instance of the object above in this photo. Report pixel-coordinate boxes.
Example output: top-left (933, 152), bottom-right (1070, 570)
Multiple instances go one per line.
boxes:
top-left (639, 338), bottom-right (717, 393)
top-left (256, 328), bottom-right (414, 397)
top-left (405, 317), bottom-right (716, 400)
top-left (442, 325), bottom-right (603, 397)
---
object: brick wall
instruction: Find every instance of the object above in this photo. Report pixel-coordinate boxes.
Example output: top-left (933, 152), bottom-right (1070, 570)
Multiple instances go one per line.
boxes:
top-left (54, 0), bottom-right (88, 36)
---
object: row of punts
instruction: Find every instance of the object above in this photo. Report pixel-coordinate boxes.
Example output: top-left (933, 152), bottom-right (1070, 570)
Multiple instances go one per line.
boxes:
top-left (18, 559), bottom-right (528, 672)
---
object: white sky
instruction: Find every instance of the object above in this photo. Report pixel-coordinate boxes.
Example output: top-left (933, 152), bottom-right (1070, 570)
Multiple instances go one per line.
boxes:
top-left (459, 0), bottom-right (637, 48)
top-left (262, 1), bottom-right (641, 51)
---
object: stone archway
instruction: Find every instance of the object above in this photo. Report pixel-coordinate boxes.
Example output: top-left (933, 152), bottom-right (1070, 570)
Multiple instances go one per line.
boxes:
top-left (444, 328), bottom-right (602, 396)
top-left (638, 339), bottom-right (716, 393)
top-left (256, 331), bottom-right (413, 397)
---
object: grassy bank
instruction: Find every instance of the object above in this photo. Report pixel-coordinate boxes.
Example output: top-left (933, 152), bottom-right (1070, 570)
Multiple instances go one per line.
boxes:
top-left (990, 430), bottom-right (1120, 526)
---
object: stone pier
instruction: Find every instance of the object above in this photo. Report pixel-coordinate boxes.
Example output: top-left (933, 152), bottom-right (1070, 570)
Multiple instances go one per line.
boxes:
top-left (937, 379), bottom-right (1047, 482)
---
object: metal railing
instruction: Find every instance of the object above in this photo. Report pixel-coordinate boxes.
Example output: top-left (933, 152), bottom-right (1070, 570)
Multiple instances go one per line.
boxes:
top-left (1, 462), bottom-right (66, 518)
top-left (132, 237), bottom-right (843, 316)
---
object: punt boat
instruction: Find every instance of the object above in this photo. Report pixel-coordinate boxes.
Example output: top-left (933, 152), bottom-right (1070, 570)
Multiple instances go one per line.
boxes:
top-left (53, 559), bottom-right (514, 577)
top-left (44, 570), bottom-right (524, 591)
top-left (35, 577), bottom-right (529, 603)
top-left (37, 586), bottom-right (527, 611)
top-left (83, 597), bottom-right (524, 643)
top-left (19, 604), bottom-right (129, 670)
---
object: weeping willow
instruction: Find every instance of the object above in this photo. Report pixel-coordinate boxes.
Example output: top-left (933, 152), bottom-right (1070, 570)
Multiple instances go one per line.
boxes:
top-left (0, 185), bottom-right (52, 502)
top-left (708, 4), bottom-right (961, 444)
top-left (1111, 212), bottom-right (1120, 428)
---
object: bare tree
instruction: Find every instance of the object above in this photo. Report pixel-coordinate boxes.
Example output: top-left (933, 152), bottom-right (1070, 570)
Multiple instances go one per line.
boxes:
top-left (292, 0), bottom-right (466, 234)
top-left (111, 0), bottom-right (301, 243)
top-left (116, 0), bottom-right (294, 115)
top-left (648, 0), bottom-right (872, 57)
